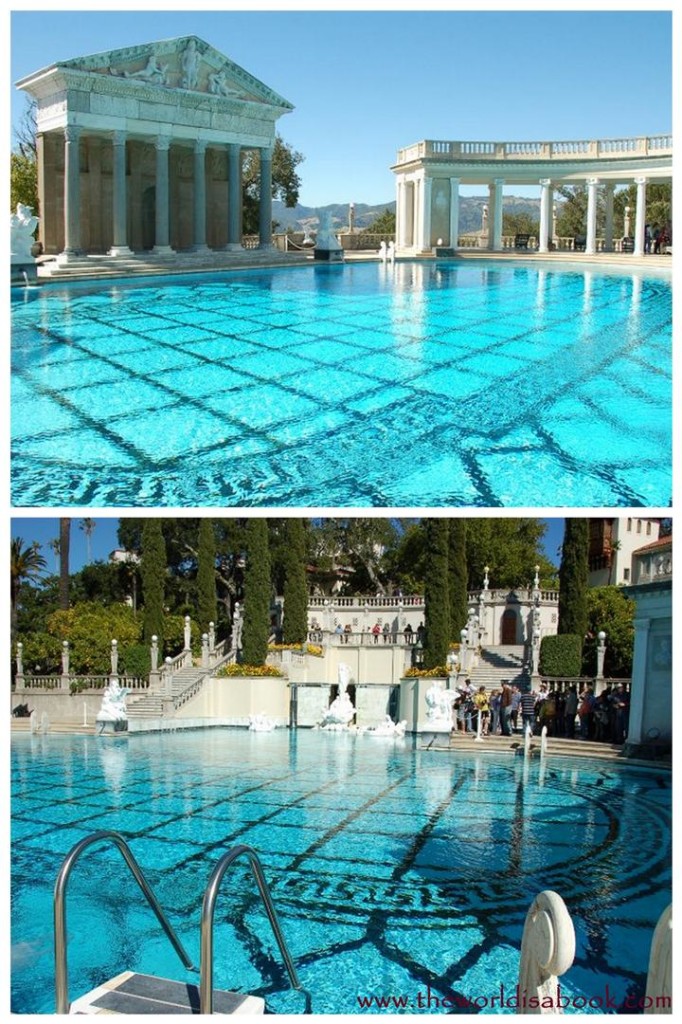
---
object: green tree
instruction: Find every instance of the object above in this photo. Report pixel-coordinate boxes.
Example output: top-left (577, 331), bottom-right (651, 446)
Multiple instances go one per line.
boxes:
top-left (47, 602), bottom-right (142, 675)
top-left (367, 208), bottom-right (396, 234)
top-left (241, 519), bottom-right (271, 665)
top-left (10, 152), bottom-right (38, 215)
top-left (583, 586), bottom-right (635, 678)
top-left (141, 519), bottom-right (166, 647)
top-left (196, 518), bottom-right (217, 632)
top-left (282, 519), bottom-right (309, 644)
top-left (448, 520), bottom-right (468, 641)
top-left (503, 212), bottom-right (539, 237)
top-left (242, 135), bottom-right (304, 235)
top-left (558, 518), bottom-right (589, 639)
top-left (465, 518), bottom-right (556, 590)
top-left (11, 538), bottom-right (47, 645)
top-left (422, 519), bottom-right (450, 669)
top-left (59, 518), bottom-right (71, 611)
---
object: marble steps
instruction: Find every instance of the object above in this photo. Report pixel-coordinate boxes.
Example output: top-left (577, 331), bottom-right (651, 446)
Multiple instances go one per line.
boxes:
top-left (36, 250), bottom-right (308, 281)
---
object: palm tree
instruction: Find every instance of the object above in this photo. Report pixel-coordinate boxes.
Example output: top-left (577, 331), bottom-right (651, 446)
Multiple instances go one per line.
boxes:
top-left (48, 537), bottom-right (60, 573)
top-left (59, 517), bottom-right (71, 610)
top-left (79, 517), bottom-right (96, 564)
top-left (11, 538), bottom-right (47, 643)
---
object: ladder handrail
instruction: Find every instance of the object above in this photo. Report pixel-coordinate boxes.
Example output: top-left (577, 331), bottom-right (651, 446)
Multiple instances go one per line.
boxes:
top-left (53, 829), bottom-right (197, 1014)
top-left (200, 843), bottom-right (300, 1013)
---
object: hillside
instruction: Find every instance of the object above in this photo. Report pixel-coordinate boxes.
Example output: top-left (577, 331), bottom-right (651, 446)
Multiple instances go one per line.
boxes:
top-left (273, 196), bottom-right (542, 233)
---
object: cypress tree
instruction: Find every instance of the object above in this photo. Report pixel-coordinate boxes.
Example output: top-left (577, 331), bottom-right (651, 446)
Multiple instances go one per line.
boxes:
top-left (423, 518), bottom-right (450, 670)
top-left (242, 518), bottom-right (271, 665)
top-left (141, 519), bottom-right (166, 646)
top-left (558, 518), bottom-right (589, 639)
top-left (196, 518), bottom-right (217, 633)
top-left (283, 519), bottom-right (309, 644)
top-left (448, 519), bottom-right (468, 642)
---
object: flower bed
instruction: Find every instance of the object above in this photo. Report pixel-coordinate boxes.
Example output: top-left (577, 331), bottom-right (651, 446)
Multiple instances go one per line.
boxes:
top-left (216, 664), bottom-right (283, 678)
top-left (404, 665), bottom-right (451, 678)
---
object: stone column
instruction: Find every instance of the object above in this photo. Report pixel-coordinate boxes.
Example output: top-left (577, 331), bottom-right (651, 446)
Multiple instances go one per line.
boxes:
top-left (596, 631), bottom-right (606, 681)
top-left (396, 178), bottom-right (404, 248)
top-left (149, 635), bottom-right (161, 689)
top-left (109, 131), bottom-right (132, 256)
top-left (192, 139), bottom-right (209, 252)
top-left (258, 147), bottom-right (274, 248)
top-left (420, 174), bottom-right (433, 252)
top-left (110, 639), bottom-right (119, 681)
top-left (153, 136), bottom-right (175, 254)
top-left (489, 179), bottom-right (504, 251)
top-left (59, 641), bottom-right (70, 691)
top-left (585, 178), bottom-right (599, 255)
top-left (62, 124), bottom-right (83, 258)
top-left (201, 634), bottom-right (210, 669)
top-left (36, 133), bottom-right (47, 252)
top-left (539, 179), bottom-right (553, 253)
top-left (603, 182), bottom-right (615, 252)
top-left (449, 177), bottom-right (460, 249)
top-left (634, 177), bottom-right (647, 257)
top-left (227, 143), bottom-right (242, 250)
top-left (16, 643), bottom-right (25, 689)
top-left (626, 615), bottom-right (650, 745)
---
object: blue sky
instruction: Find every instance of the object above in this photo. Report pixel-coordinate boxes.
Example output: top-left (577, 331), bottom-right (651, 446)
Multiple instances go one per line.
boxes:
top-left (11, 517), bottom-right (566, 574)
top-left (10, 8), bottom-right (672, 207)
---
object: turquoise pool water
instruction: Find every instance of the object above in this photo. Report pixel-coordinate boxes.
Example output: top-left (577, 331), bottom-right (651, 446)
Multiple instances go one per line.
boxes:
top-left (11, 730), bottom-right (671, 1014)
top-left (11, 261), bottom-right (671, 507)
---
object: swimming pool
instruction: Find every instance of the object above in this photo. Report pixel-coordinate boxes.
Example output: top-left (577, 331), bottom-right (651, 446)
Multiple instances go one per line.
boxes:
top-left (11, 260), bottom-right (671, 507)
top-left (11, 730), bottom-right (671, 1014)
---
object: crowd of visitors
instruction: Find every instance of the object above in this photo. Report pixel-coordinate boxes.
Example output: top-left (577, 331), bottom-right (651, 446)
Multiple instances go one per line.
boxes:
top-left (452, 680), bottom-right (630, 745)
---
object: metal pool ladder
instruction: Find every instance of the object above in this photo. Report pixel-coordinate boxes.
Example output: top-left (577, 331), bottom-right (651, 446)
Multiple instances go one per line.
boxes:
top-left (53, 830), bottom-right (301, 1014)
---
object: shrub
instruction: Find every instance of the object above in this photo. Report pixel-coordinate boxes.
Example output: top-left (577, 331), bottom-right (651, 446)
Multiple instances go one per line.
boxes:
top-left (216, 664), bottom-right (283, 678)
top-left (539, 634), bottom-right (583, 677)
top-left (404, 665), bottom-right (450, 678)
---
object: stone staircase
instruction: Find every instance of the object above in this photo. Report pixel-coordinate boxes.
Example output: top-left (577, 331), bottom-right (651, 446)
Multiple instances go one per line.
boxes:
top-left (36, 248), bottom-right (308, 282)
top-left (126, 665), bottom-right (210, 718)
top-left (467, 645), bottom-right (528, 691)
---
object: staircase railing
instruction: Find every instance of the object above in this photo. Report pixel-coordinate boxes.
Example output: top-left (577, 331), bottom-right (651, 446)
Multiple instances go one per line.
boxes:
top-left (200, 844), bottom-right (300, 1013)
top-left (53, 830), bottom-right (196, 1013)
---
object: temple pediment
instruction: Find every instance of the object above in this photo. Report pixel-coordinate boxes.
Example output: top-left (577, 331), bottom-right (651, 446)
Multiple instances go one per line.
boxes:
top-left (57, 35), bottom-right (293, 110)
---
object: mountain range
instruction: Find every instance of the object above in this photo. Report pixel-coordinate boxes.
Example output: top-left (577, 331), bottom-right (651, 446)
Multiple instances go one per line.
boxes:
top-left (273, 196), bottom-right (542, 234)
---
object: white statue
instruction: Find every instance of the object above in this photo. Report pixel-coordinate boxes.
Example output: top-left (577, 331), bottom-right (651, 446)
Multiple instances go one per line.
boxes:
top-left (425, 680), bottom-right (456, 725)
top-left (320, 664), bottom-right (356, 730)
top-left (124, 54), bottom-right (169, 85)
top-left (208, 67), bottom-right (239, 96)
top-left (11, 204), bottom-right (39, 263)
top-left (378, 240), bottom-right (387, 262)
top-left (249, 712), bottom-right (277, 732)
top-left (315, 210), bottom-right (342, 251)
top-left (518, 890), bottom-right (575, 1012)
top-left (231, 603), bottom-right (243, 651)
top-left (181, 39), bottom-right (199, 89)
top-left (367, 715), bottom-right (407, 737)
top-left (96, 678), bottom-right (128, 722)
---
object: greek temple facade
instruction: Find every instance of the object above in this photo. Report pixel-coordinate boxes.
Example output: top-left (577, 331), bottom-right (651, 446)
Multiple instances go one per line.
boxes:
top-left (392, 135), bottom-right (672, 257)
top-left (15, 36), bottom-right (293, 261)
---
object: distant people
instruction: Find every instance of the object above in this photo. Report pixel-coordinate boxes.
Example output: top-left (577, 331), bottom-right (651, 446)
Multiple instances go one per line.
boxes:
top-left (382, 622), bottom-right (390, 644)
top-left (343, 623), bottom-right (352, 644)
top-left (611, 683), bottom-right (630, 744)
top-left (490, 689), bottom-right (501, 735)
top-left (335, 623), bottom-right (343, 643)
top-left (416, 622), bottom-right (426, 645)
top-left (564, 686), bottom-right (578, 739)
top-left (473, 686), bottom-right (490, 736)
top-left (499, 683), bottom-right (513, 736)
top-left (404, 623), bottom-right (414, 644)
top-left (644, 224), bottom-right (652, 253)
top-left (520, 688), bottom-right (538, 734)
top-left (578, 687), bottom-right (595, 739)
top-left (510, 686), bottom-right (522, 732)
top-left (372, 622), bottom-right (381, 644)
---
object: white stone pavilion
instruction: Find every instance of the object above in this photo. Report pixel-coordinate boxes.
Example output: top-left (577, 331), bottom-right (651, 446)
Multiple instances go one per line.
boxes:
top-left (15, 36), bottom-right (294, 262)
top-left (392, 135), bottom-right (672, 257)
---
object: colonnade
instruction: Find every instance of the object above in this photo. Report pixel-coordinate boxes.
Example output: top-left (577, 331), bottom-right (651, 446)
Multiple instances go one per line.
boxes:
top-left (396, 171), bottom-right (660, 258)
top-left (43, 126), bottom-right (274, 260)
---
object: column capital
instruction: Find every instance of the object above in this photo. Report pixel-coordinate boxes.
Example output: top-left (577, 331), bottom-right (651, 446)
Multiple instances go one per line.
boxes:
top-left (155, 135), bottom-right (171, 152)
top-left (112, 130), bottom-right (127, 147)
top-left (539, 178), bottom-right (552, 188)
top-left (634, 176), bottom-right (648, 186)
top-left (493, 177), bottom-right (505, 187)
top-left (261, 145), bottom-right (273, 162)
top-left (194, 137), bottom-right (207, 155)
top-left (586, 177), bottom-right (600, 187)
top-left (64, 124), bottom-right (82, 144)
top-left (449, 176), bottom-right (461, 185)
